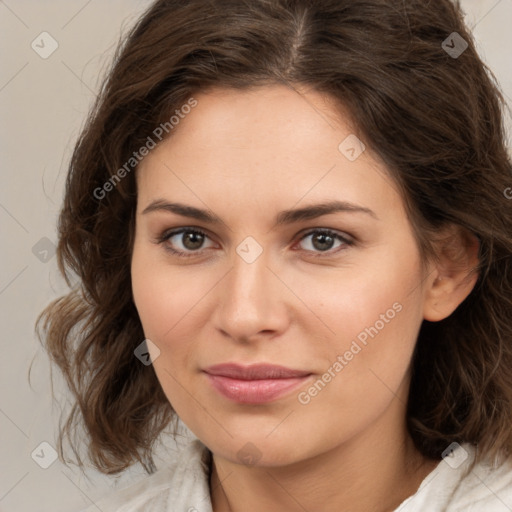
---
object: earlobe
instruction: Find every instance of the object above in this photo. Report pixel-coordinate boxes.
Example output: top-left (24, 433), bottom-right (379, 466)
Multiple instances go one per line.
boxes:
top-left (422, 227), bottom-right (480, 322)
top-left (423, 271), bottom-right (479, 321)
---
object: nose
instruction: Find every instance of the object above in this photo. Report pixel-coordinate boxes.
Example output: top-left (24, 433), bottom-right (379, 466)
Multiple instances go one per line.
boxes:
top-left (212, 243), bottom-right (290, 343)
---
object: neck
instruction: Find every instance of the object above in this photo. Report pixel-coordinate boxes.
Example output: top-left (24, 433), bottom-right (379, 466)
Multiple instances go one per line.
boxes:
top-left (209, 385), bottom-right (439, 512)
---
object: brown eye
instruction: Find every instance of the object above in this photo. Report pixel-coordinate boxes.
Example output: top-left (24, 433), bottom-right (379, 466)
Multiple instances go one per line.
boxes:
top-left (296, 229), bottom-right (353, 256)
top-left (157, 228), bottom-right (215, 258)
top-left (179, 231), bottom-right (205, 250)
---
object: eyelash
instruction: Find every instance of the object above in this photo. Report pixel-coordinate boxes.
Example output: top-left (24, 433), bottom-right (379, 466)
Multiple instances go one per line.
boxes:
top-left (155, 227), bottom-right (354, 259)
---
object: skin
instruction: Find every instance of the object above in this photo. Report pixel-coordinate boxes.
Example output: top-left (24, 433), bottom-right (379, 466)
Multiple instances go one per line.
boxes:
top-left (131, 84), bottom-right (480, 512)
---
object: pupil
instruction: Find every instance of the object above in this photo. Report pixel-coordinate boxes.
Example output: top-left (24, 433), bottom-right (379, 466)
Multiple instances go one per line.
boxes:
top-left (184, 232), bottom-right (203, 249)
top-left (313, 233), bottom-right (333, 251)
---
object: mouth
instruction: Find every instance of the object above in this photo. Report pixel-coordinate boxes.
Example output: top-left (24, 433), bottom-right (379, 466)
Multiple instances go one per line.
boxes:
top-left (203, 363), bottom-right (313, 404)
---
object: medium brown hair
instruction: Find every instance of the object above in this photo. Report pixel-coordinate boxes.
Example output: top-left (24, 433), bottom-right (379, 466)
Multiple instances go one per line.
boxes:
top-left (36, 0), bottom-right (512, 474)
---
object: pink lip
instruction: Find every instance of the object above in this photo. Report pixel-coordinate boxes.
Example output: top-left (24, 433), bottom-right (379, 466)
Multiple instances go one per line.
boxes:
top-left (203, 363), bottom-right (312, 404)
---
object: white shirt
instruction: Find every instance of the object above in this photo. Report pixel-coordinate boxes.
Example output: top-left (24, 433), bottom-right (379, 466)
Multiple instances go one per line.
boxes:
top-left (81, 438), bottom-right (512, 511)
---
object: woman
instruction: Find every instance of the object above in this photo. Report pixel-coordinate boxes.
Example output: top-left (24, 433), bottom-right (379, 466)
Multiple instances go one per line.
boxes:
top-left (37, 0), bottom-right (512, 510)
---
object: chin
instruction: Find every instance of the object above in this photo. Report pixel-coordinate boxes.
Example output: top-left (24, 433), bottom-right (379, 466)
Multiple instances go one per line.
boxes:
top-left (201, 430), bottom-right (312, 468)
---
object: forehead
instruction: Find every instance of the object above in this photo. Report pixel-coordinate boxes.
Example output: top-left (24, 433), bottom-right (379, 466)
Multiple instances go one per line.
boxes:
top-left (168, 84), bottom-right (356, 150)
top-left (136, 85), bottom-right (404, 223)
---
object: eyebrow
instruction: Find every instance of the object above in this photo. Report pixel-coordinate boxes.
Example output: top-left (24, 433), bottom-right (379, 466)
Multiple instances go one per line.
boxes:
top-left (141, 199), bottom-right (379, 226)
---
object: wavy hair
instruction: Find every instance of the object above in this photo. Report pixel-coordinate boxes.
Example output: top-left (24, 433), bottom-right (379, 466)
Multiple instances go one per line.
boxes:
top-left (36, 0), bottom-right (512, 474)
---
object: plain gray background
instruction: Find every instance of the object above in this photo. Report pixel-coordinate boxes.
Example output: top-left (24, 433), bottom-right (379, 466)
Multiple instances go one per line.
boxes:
top-left (1, 1), bottom-right (511, 511)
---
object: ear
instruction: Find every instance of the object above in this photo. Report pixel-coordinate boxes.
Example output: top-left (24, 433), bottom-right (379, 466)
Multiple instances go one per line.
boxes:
top-left (423, 224), bottom-right (480, 322)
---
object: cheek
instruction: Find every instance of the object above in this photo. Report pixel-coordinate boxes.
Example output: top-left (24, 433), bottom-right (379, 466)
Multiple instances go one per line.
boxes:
top-left (301, 243), bottom-right (422, 382)
top-left (131, 258), bottom-right (210, 432)
top-left (303, 248), bottom-right (421, 352)
top-left (328, 313), bottom-right (417, 400)
top-left (290, 280), bottom-right (422, 452)
top-left (131, 255), bottom-right (202, 405)
top-left (131, 243), bottom-right (206, 342)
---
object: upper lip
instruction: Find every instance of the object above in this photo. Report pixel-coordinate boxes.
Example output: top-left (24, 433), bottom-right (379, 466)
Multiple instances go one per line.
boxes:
top-left (203, 363), bottom-right (311, 380)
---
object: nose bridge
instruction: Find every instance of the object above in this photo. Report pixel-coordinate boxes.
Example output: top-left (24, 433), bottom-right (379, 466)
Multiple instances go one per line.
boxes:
top-left (228, 241), bottom-right (272, 306)
top-left (214, 238), bottom-right (285, 338)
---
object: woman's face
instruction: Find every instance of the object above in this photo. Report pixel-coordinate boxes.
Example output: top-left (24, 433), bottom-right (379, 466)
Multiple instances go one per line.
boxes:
top-left (131, 84), bottom-right (433, 466)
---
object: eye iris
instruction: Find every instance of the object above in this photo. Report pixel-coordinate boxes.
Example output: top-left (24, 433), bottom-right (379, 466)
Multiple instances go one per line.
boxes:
top-left (183, 231), bottom-right (204, 250)
top-left (312, 233), bottom-right (334, 251)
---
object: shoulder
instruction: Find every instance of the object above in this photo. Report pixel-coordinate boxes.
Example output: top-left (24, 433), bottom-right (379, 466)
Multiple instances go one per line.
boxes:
top-left (396, 443), bottom-right (512, 511)
top-left (448, 445), bottom-right (512, 510)
top-left (80, 439), bottom-right (212, 512)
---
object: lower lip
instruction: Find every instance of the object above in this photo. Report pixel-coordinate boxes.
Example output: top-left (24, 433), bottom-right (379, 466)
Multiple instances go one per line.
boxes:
top-left (205, 373), bottom-right (312, 404)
